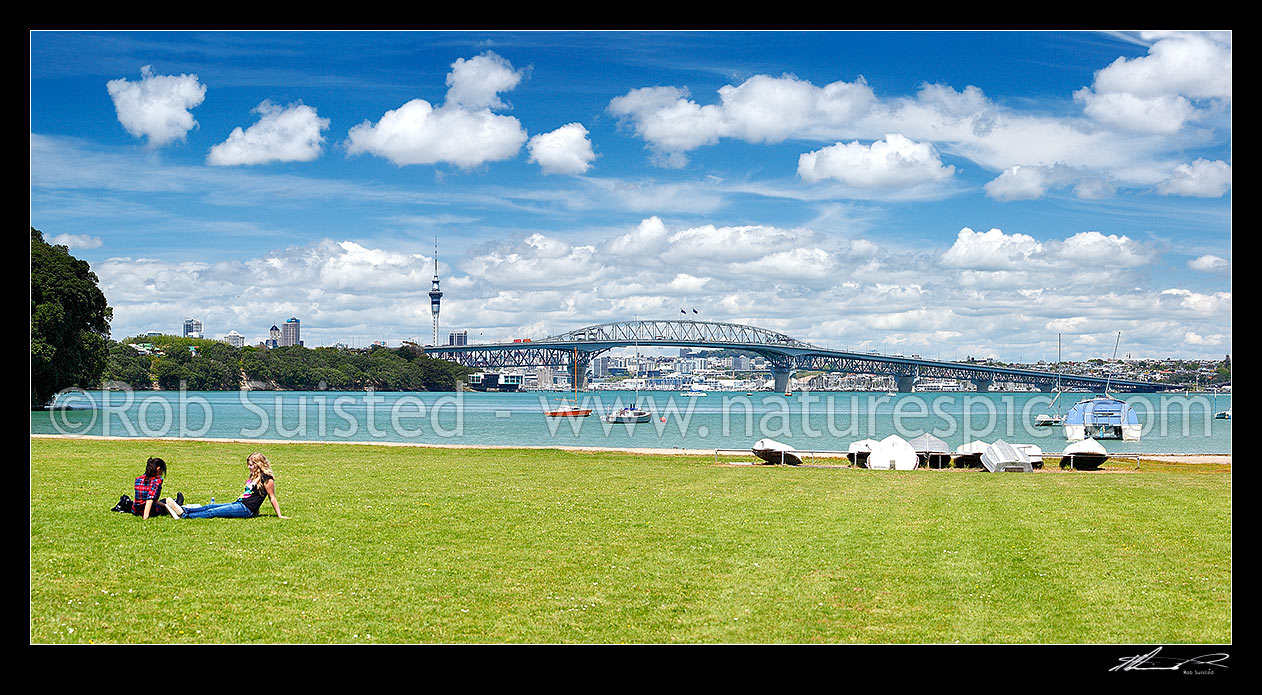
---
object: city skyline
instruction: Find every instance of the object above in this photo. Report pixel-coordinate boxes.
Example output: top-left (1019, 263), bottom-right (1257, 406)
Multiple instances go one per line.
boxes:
top-left (30, 31), bottom-right (1231, 361)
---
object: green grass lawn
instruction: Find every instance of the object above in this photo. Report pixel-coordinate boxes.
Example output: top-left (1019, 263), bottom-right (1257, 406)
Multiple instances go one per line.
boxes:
top-left (30, 436), bottom-right (1231, 644)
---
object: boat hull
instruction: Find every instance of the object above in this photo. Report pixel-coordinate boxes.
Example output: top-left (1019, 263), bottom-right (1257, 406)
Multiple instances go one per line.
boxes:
top-left (1063, 423), bottom-right (1141, 441)
top-left (1060, 453), bottom-right (1108, 470)
top-left (751, 438), bottom-right (803, 465)
top-left (544, 409), bottom-right (592, 417)
top-left (601, 409), bottom-right (651, 423)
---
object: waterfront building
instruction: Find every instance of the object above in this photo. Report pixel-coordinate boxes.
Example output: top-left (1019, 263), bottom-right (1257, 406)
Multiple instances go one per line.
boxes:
top-left (281, 317), bottom-right (301, 347)
top-left (182, 317), bottom-right (203, 339)
top-left (593, 356), bottom-right (610, 378)
top-left (448, 330), bottom-right (468, 346)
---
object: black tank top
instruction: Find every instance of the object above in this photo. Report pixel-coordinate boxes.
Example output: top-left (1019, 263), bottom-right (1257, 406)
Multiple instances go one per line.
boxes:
top-left (238, 474), bottom-right (273, 515)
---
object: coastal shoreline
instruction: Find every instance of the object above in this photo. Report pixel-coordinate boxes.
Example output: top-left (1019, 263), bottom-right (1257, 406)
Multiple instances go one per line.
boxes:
top-left (28, 433), bottom-right (1231, 464)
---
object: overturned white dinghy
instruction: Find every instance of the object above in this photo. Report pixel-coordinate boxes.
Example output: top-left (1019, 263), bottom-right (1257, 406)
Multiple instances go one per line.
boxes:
top-left (867, 434), bottom-right (918, 471)
top-left (953, 440), bottom-right (989, 468)
top-left (847, 438), bottom-right (880, 467)
top-left (1013, 444), bottom-right (1045, 469)
top-left (909, 433), bottom-right (951, 469)
top-left (751, 438), bottom-right (803, 465)
top-left (1060, 438), bottom-right (1109, 470)
top-left (980, 439), bottom-right (1033, 472)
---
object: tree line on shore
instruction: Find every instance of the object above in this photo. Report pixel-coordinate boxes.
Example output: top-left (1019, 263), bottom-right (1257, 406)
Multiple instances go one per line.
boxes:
top-left (103, 335), bottom-right (473, 392)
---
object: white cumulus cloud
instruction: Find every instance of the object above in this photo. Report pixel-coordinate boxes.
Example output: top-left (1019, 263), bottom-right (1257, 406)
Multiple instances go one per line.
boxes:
top-left (48, 233), bottom-right (103, 249)
top-left (1048, 231), bottom-right (1154, 268)
top-left (1188, 254), bottom-right (1231, 275)
top-left (1074, 32), bottom-right (1231, 134)
top-left (207, 100), bottom-right (330, 166)
top-left (444, 52), bottom-right (526, 110)
top-left (527, 123), bottom-right (597, 175)
top-left (797, 133), bottom-right (955, 189)
top-left (106, 65), bottom-right (206, 147)
top-left (940, 227), bottom-right (1044, 271)
top-left (608, 74), bottom-right (875, 165)
top-left (345, 52), bottom-right (528, 169)
top-left (984, 164), bottom-right (1117, 202)
top-left (1157, 158), bottom-right (1232, 197)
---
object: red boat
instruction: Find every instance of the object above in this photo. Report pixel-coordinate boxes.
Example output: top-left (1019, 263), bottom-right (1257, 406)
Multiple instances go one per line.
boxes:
top-left (544, 399), bottom-right (592, 418)
top-left (543, 347), bottom-right (591, 417)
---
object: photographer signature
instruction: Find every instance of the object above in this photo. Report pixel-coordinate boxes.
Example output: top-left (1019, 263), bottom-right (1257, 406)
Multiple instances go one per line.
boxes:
top-left (1110, 646), bottom-right (1229, 672)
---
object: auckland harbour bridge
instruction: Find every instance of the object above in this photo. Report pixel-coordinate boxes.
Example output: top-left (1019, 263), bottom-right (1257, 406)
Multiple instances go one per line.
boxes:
top-left (420, 319), bottom-right (1174, 393)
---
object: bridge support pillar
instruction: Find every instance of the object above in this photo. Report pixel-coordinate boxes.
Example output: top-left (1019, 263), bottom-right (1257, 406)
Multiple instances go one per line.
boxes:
top-left (973, 379), bottom-right (993, 393)
top-left (573, 355), bottom-right (590, 391)
top-left (895, 375), bottom-right (917, 393)
top-left (771, 367), bottom-right (794, 393)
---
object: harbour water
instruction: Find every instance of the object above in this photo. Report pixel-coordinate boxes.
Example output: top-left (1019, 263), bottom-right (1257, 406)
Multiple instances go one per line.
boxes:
top-left (32, 389), bottom-right (1231, 455)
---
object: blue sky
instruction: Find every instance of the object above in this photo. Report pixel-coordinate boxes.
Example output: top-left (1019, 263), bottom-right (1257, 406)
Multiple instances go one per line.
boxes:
top-left (29, 30), bottom-right (1231, 361)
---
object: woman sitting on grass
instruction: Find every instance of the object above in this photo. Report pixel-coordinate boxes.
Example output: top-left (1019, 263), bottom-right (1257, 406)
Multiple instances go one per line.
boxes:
top-left (134, 457), bottom-right (181, 520)
top-left (164, 452), bottom-right (289, 520)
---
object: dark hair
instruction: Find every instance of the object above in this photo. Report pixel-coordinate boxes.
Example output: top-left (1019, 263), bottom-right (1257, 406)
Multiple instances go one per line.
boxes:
top-left (144, 457), bottom-right (167, 479)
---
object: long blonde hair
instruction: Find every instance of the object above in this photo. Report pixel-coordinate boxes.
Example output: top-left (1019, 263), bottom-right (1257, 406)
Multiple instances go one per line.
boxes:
top-left (246, 452), bottom-right (274, 488)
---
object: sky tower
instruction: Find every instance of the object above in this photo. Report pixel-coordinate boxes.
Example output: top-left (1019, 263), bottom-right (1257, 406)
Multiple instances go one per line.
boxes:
top-left (429, 238), bottom-right (443, 346)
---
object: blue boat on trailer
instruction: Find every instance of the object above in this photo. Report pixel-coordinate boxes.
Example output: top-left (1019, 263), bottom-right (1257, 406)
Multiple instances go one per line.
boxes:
top-left (1062, 395), bottom-right (1141, 441)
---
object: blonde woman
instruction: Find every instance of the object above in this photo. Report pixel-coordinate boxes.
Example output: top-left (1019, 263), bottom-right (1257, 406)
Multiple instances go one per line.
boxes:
top-left (165, 452), bottom-right (289, 519)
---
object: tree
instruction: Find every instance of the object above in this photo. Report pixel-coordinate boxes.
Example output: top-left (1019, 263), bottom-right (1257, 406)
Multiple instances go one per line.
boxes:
top-left (31, 228), bottom-right (112, 408)
top-left (102, 340), bottom-right (153, 389)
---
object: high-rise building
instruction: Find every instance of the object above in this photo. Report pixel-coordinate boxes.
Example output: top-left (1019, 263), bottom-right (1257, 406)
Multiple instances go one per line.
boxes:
top-left (281, 317), bottom-right (301, 347)
top-left (183, 317), bottom-right (203, 339)
top-left (267, 325), bottom-right (280, 348)
top-left (429, 238), bottom-right (443, 346)
top-left (223, 330), bottom-right (245, 348)
top-left (592, 356), bottom-right (610, 378)
top-left (448, 330), bottom-right (467, 346)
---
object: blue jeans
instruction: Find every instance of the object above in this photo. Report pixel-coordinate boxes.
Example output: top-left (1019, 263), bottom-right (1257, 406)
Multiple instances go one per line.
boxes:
top-left (179, 500), bottom-right (254, 519)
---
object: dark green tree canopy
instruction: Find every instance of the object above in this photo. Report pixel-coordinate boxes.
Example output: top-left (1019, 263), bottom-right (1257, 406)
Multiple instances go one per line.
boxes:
top-left (31, 228), bottom-right (112, 408)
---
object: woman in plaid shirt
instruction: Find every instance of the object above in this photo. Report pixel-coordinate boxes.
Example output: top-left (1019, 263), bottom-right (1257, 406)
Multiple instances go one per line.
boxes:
top-left (134, 457), bottom-right (169, 520)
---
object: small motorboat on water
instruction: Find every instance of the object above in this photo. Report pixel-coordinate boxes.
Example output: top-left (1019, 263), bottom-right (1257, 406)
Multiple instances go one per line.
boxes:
top-left (601, 405), bottom-right (651, 423)
top-left (1036, 334), bottom-right (1066, 427)
top-left (1214, 408), bottom-right (1231, 420)
top-left (1060, 438), bottom-right (1109, 470)
top-left (751, 438), bottom-right (802, 465)
top-left (602, 324), bottom-right (651, 423)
